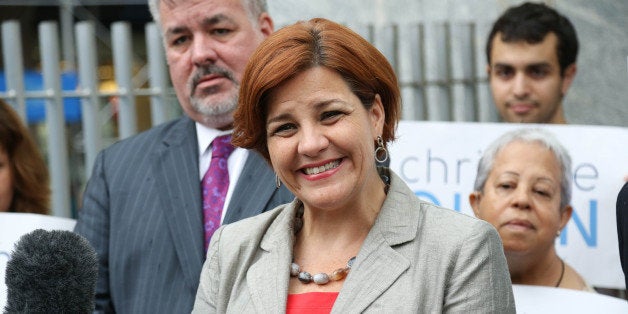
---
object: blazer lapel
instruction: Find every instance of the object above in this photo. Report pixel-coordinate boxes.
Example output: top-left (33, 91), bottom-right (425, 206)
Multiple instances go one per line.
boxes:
top-left (246, 201), bottom-right (297, 312)
top-left (154, 117), bottom-right (205, 290)
top-left (223, 151), bottom-right (277, 223)
top-left (332, 173), bottom-right (419, 313)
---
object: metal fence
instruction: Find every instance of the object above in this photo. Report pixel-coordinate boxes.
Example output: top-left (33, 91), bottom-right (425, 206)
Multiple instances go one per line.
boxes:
top-left (0, 19), bottom-right (499, 218)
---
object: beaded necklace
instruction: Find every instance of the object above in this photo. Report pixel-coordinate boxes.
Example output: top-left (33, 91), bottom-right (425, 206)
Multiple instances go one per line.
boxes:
top-left (289, 205), bottom-right (357, 285)
top-left (289, 167), bottom-right (391, 285)
top-left (290, 256), bottom-right (356, 285)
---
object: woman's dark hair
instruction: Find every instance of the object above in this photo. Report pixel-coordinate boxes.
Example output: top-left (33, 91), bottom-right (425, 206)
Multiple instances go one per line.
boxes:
top-left (0, 100), bottom-right (50, 214)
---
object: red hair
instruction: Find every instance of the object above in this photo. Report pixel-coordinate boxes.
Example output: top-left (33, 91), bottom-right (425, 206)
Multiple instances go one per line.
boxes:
top-left (232, 18), bottom-right (400, 161)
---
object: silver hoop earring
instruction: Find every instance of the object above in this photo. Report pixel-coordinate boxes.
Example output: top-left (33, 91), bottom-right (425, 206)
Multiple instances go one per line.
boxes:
top-left (275, 174), bottom-right (281, 188)
top-left (374, 136), bottom-right (388, 164)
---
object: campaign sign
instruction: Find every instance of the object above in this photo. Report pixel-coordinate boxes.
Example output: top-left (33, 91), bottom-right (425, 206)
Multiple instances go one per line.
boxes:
top-left (0, 213), bottom-right (76, 310)
top-left (513, 284), bottom-right (628, 313)
top-left (389, 121), bottom-right (628, 288)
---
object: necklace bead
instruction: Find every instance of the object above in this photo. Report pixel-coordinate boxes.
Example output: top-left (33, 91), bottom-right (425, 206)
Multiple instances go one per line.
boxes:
top-left (330, 268), bottom-right (349, 281)
top-left (297, 271), bottom-right (313, 284)
top-left (313, 273), bottom-right (330, 285)
top-left (290, 262), bottom-right (300, 276)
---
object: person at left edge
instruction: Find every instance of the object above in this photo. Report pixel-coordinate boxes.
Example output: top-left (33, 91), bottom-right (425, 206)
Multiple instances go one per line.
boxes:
top-left (73, 0), bottom-right (293, 313)
top-left (0, 99), bottom-right (50, 214)
top-left (192, 18), bottom-right (515, 313)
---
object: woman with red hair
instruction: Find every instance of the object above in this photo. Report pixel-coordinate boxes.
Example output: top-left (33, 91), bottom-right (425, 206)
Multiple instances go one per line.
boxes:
top-left (193, 18), bottom-right (514, 313)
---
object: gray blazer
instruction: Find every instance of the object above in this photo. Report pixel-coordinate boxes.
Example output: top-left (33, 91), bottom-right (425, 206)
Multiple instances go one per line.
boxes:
top-left (193, 171), bottom-right (516, 313)
top-left (74, 116), bottom-right (293, 313)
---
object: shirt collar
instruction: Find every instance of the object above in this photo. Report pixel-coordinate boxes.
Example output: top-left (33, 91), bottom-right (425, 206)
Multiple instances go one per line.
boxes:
top-left (195, 122), bottom-right (231, 156)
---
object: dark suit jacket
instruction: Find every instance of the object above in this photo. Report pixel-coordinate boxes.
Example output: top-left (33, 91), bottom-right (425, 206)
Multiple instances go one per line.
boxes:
top-left (617, 182), bottom-right (628, 289)
top-left (74, 116), bottom-right (293, 313)
top-left (192, 171), bottom-right (515, 313)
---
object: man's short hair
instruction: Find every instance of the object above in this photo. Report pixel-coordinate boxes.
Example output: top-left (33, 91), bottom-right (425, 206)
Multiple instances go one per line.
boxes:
top-left (148, 0), bottom-right (268, 26)
top-left (486, 2), bottom-right (579, 76)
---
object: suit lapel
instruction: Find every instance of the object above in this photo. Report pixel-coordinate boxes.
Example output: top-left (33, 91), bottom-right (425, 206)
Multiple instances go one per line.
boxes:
top-left (246, 201), bottom-right (297, 312)
top-left (223, 151), bottom-right (277, 223)
top-left (332, 173), bottom-right (419, 313)
top-left (154, 117), bottom-right (205, 290)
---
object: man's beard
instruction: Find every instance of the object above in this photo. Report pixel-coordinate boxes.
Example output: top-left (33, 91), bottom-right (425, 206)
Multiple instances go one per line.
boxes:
top-left (188, 64), bottom-right (239, 128)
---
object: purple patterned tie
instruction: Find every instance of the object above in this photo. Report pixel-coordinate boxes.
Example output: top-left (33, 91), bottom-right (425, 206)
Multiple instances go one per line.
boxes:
top-left (202, 134), bottom-right (235, 251)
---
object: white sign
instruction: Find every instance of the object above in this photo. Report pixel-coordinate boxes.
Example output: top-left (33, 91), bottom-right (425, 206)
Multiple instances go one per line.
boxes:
top-left (513, 284), bottom-right (628, 313)
top-left (0, 213), bottom-right (76, 310)
top-left (389, 121), bottom-right (628, 288)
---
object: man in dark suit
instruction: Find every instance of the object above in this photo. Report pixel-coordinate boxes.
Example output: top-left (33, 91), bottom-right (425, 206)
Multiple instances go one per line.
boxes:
top-left (74, 0), bottom-right (293, 312)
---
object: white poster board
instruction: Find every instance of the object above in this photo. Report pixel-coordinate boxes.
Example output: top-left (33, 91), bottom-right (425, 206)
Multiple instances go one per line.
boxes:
top-left (0, 213), bottom-right (76, 310)
top-left (389, 121), bottom-right (628, 288)
top-left (513, 284), bottom-right (628, 313)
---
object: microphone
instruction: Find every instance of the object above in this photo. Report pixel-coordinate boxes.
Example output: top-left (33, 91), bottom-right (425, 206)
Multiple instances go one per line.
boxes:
top-left (4, 229), bottom-right (98, 313)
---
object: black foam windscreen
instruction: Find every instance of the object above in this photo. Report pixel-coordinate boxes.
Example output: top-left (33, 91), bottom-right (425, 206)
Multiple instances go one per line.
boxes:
top-left (4, 229), bottom-right (98, 313)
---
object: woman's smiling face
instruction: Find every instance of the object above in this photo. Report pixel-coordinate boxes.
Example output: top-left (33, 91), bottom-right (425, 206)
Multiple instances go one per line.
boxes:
top-left (265, 66), bottom-right (384, 211)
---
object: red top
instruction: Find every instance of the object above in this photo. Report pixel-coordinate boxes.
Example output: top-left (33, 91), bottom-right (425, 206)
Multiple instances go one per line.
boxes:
top-left (286, 292), bottom-right (339, 314)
